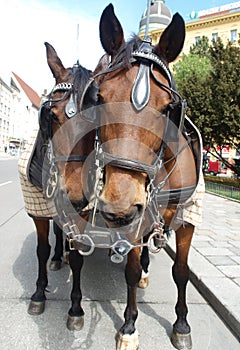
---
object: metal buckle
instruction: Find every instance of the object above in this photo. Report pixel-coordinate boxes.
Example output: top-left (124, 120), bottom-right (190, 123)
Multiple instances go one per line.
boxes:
top-left (148, 223), bottom-right (167, 253)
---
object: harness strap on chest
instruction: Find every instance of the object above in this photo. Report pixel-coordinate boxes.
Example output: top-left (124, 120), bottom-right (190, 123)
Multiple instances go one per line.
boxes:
top-left (155, 185), bottom-right (196, 206)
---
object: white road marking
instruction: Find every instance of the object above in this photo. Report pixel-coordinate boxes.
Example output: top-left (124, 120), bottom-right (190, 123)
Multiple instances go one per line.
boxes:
top-left (0, 181), bottom-right (12, 187)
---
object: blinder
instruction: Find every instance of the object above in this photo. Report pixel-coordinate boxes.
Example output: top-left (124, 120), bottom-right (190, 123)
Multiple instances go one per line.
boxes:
top-left (164, 100), bottom-right (187, 142)
top-left (79, 78), bottom-right (99, 123)
top-left (65, 63), bottom-right (81, 119)
top-left (65, 93), bottom-right (77, 118)
top-left (39, 103), bottom-right (53, 139)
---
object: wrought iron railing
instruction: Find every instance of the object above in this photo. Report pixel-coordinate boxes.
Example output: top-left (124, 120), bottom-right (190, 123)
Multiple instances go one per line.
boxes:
top-left (205, 181), bottom-right (240, 201)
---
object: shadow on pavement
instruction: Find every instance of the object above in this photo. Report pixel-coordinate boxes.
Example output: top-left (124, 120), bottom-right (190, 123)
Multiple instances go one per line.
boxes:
top-left (12, 228), bottom-right (172, 349)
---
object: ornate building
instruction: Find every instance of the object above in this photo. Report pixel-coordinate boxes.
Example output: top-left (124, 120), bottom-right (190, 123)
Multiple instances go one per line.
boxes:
top-left (138, 1), bottom-right (240, 56)
top-left (138, 1), bottom-right (240, 173)
top-left (139, 0), bottom-right (171, 34)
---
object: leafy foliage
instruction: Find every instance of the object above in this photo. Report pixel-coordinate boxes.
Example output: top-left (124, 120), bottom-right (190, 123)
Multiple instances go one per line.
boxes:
top-left (173, 36), bottom-right (240, 176)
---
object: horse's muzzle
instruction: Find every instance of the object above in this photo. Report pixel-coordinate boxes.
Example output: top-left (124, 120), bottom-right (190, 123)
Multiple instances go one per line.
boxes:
top-left (99, 204), bottom-right (144, 228)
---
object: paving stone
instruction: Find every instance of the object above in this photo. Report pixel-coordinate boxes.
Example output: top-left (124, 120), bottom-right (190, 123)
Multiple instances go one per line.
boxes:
top-left (206, 256), bottom-right (237, 266)
top-left (234, 278), bottom-right (240, 287)
top-left (188, 247), bottom-right (223, 278)
top-left (192, 241), bottom-right (213, 248)
top-left (218, 265), bottom-right (240, 278)
top-left (199, 276), bottom-right (240, 307)
top-left (209, 241), bottom-right (233, 248)
top-left (192, 233), bottom-right (214, 241)
top-left (195, 247), bottom-right (235, 256)
top-left (229, 247), bottom-right (240, 255)
top-left (231, 256), bottom-right (240, 264)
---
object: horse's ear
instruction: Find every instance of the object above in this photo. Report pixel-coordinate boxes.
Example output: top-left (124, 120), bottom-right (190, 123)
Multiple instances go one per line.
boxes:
top-left (99, 4), bottom-right (125, 57)
top-left (93, 54), bottom-right (110, 75)
top-left (44, 42), bottom-right (65, 79)
top-left (156, 13), bottom-right (185, 63)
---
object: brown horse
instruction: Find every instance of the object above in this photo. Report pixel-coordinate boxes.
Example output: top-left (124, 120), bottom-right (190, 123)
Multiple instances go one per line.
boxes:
top-left (25, 42), bottom-right (96, 330)
top-left (89, 4), bottom-right (202, 349)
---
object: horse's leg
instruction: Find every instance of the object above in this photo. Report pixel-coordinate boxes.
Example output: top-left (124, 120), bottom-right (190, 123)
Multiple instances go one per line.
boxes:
top-left (138, 234), bottom-right (150, 289)
top-left (171, 224), bottom-right (194, 350)
top-left (117, 248), bottom-right (142, 350)
top-left (67, 250), bottom-right (84, 331)
top-left (64, 235), bottom-right (70, 265)
top-left (49, 221), bottom-right (63, 271)
top-left (28, 218), bottom-right (51, 315)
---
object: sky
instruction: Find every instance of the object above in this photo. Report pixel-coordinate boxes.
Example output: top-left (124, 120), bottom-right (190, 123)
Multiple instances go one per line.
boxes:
top-left (0, 0), bottom-right (232, 95)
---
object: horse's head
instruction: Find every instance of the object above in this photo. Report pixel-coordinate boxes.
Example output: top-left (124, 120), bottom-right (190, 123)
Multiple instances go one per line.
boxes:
top-left (42, 43), bottom-right (95, 211)
top-left (94, 4), bottom-right (185, 229)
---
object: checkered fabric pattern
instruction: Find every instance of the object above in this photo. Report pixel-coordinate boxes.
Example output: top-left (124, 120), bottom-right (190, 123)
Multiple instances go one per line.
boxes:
top-left (176, 171), bottom-right (205, 227)
top-left (18, 129), bottom-right (56, 218)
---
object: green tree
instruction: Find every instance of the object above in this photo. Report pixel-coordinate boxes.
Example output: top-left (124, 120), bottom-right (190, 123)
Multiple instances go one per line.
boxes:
top-left (173, 37), bottom-right (240, 176)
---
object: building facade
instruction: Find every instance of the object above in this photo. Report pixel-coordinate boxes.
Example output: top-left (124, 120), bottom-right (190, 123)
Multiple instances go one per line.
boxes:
top-left (138, 1), bottom-right (240, 173)
top-left (0, 72), bottom-right (40, 152)
top-left (139, 1), bottom-right (240, 55)
top-left (0, 77), bottom-right (12, 151)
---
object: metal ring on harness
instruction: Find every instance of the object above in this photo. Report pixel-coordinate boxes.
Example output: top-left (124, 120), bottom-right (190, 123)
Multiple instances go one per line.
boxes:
top-left (69, 234), bottom-right (95, 256)
top-left (148, 228), bottom-right (167, 253)
top-left (46, 171), bottom-right (58, 199)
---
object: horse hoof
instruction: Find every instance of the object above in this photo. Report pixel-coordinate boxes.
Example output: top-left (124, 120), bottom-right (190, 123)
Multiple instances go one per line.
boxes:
top-left (116, 330), bottom-right (139, 350)
top-left (171, 329), bottom-right (192, 349)
top-left (67, 315), bottom-right (84, 331)
top-left (64, 252), bottom-right (69, 265)
top-left (28, 300), bottom-right (45, 315)
top-left (49, 260), bottom-right (62, 271)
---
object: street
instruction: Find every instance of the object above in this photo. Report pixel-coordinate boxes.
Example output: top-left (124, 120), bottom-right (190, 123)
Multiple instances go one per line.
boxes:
top-left (0, 157), bottom-right (239, 350)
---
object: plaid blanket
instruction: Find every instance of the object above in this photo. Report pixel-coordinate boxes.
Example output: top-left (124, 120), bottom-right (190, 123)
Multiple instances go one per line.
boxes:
top-left (175, 171), bottom-right (205, 227)
top-left (175, 117), bottom-right (205, 227)
top-left (18, 129), bottom-right (56, 218)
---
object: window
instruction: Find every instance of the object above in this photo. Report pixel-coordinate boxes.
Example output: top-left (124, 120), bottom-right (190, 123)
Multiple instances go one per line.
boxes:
top-left (230, 29), bottom-right (237, 42)
top-left (212, 33), bottom-right (218, 42)
top-left (195, 36), bottom-right (200, 44)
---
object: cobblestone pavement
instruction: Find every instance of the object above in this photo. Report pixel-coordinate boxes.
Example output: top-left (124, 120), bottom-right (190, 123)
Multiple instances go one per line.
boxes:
top-left (167, 192), bottom-right (240, 341)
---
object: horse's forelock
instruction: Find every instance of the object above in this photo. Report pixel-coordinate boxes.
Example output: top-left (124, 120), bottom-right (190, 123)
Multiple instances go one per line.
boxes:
top-left (112, 35), bottom-right (142, 68)
top-left (73, 66), bottom-right (92, 107)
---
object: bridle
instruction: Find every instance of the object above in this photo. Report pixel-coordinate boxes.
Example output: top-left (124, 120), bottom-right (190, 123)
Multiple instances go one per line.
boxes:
top-left (90, 38), bottom-right (191, 205)
top-left (47, 7), bottom-right (197, 260)
top-left (66, 37), bottom-right (196, 259)
top-left (40, 63), bottom-right (91, 199)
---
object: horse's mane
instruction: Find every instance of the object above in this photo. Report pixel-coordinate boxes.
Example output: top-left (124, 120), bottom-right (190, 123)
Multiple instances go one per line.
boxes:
top-left (73, 65), bottom-right (92, 107)
top-left (112, 35), bottom-right (143, 68)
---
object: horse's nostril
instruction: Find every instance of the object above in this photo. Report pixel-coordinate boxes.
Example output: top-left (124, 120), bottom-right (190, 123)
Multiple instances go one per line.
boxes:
top-left (136, 204), bottom-right (144, 216)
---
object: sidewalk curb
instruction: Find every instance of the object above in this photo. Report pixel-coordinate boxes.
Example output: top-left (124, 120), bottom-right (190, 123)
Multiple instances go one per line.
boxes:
top-left (165, 239), bottom-right (240, 342)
